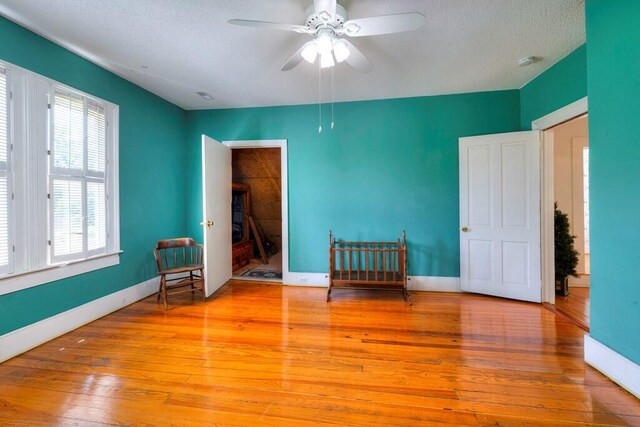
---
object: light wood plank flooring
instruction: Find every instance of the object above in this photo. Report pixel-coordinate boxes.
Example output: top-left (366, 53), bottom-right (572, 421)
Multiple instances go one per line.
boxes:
top-left (0, 281), bottom-right (638, 426)
top-left (555, 287), bottom-right (590, 331)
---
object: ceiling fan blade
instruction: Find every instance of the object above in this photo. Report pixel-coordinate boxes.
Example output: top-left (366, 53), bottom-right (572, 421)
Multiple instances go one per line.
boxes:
top-left (228, 19), bottom-right (311, 34)
top-left (314, 0), bottom-right (337, 22)
top-left (281, 41), bottom-right (315, 71)
top-left (337, 13), bottom-right (426, 37)
top-left (341, 40), bottom-right (373, 73)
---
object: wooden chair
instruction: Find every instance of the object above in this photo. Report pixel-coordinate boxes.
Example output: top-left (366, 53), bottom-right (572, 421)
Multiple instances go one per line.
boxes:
top-left (153, 237), bottom-right (205, 308)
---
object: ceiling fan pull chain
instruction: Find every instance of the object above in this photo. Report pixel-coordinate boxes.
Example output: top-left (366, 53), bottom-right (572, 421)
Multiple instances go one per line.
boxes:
top-left (331, 67), bottom-right (335, 130)
top-left (318, 60), bottom-right (323, 133)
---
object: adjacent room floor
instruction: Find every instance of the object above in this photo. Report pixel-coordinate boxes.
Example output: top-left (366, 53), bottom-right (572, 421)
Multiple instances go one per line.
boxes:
top-left (233, 251), bottom-right (282, 281)
top-left (555, 287), bottom-right (591, 331)
top-left (0, 282), bottom-right (637, 425)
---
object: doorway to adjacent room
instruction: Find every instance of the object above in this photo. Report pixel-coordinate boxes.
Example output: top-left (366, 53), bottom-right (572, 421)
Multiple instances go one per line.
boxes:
top-left (533, 98), bottom-right (590, 331)
top-left (224, 140), bottom-right (288, 283)
top-left (546, 114), bottom-right (590, 329)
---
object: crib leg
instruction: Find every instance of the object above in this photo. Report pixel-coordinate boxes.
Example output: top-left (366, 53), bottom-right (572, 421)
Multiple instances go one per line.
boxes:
top-left (403, 288), bottom-right (412, 306)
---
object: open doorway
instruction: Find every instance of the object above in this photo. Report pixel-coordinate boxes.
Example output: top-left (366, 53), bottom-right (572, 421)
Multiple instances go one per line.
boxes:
top-left (545, 114), bottom-right (590, 329)
top-left (531, 97), bottom-right (590, 331)
top-left (230, 147), bottom-right (283, 282)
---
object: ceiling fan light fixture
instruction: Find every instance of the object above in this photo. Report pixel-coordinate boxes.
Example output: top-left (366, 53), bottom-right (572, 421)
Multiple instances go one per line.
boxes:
top-left (333, 39), bottom-right (350, 63)
top-left (320, 52), bottom-right (335, 68)
top-left (302, 42), bottom-right (318, 63)
top-left (317, 31), bottom-right (334, 55)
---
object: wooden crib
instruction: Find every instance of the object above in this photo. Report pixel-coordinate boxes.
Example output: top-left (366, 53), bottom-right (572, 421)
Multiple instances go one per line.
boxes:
top-left (327, 230), bottom-right (410, 304)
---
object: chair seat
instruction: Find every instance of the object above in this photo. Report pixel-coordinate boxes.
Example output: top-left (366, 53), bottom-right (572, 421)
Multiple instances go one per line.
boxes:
top-left (161, 264), bottom-right (203, 275)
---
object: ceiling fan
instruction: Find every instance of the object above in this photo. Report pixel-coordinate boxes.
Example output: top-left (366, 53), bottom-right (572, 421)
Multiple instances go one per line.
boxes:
top-left (229, 0), bottom-right (426, 73)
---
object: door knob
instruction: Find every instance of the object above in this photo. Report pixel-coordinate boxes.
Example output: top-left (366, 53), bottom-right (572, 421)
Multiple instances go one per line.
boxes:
top-left (461, 226), bottom-right (469, 232)
top-left (200, 220), bottom-right (214, 228)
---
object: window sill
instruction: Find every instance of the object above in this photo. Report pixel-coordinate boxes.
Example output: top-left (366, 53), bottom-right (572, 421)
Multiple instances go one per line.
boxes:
top-left (0, 251), bottom-right (122, 297)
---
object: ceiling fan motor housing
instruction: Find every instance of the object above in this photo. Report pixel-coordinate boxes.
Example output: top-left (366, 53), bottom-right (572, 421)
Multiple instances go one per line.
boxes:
top-left (304, 4), bottom-right (347, 30)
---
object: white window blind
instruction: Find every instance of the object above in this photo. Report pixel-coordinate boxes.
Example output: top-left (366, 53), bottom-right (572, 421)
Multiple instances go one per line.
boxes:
top-left (87, 102), bottom-right (106, 174)
top-left (0, 69), bottom-right (11, 273)
top-left (50, 90), bottom-right (108, 262)
top-left (52, 92), bottom-right (84, 172)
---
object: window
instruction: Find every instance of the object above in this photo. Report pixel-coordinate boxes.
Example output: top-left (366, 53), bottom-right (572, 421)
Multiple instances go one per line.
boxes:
top-left (0, 68), bottom-right (12, 274)
top-left (0, 59), bottom-right (119, 295)
top-left (50, 92), bottom-right (108, 262)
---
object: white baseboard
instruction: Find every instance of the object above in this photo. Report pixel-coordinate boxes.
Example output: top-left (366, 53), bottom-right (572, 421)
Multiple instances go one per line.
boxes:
top-left (284, 272), bottom-right (328, 287)
top-left (0, 277), bottom-right (159, 363)
top-left (408, 276), bottom-right (461, 292)
top-left (569, 275), bottom-right (590, 287)
top-left (584, 335), bottom-right (640, 399)
top-left (284, 272), bottom-right (461, 292)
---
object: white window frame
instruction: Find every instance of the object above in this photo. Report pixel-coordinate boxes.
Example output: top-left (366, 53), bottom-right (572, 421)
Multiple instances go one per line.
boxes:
top-left (0, 59), bottom-right (120, 297)
top-left (0, 66), bottom-right (14, 275)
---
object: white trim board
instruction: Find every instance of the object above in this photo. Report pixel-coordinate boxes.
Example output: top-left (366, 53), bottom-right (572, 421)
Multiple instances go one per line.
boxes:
top-left (222, 139), bottom-right (290, 285)
top-left (0, 277), bottom-right (158, 363)
top-left (408, 276), bottom-right (460, 292)
top-left (585, 336), bottom-right (640, 399)
top-left (0, 253), bottom-right (121, 296)
top-left (285, 272), bottom-right (328, 287)
top-left (532, 97), bottom-right (588, 131)
top-left (284, 273), bottom-right (460, 292)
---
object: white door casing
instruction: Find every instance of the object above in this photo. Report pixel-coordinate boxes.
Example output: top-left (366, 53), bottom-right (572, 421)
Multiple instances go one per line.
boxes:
top-left (571, 136), bottom-right (589, 276)
top-left (201, 135), bottom-right (232, 296)
top-left (459, 131), bottom-right (542, 302)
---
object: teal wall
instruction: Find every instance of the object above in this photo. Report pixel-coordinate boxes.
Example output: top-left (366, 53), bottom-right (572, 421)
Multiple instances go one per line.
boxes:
top-left (520, 45), bottom-right (587, 129)
top-left (187, 91), bottom-right (521, 276)
top-left (0, 17), bottom-right (188, 335)
top-left (586, 0), bottom-right (640, 364)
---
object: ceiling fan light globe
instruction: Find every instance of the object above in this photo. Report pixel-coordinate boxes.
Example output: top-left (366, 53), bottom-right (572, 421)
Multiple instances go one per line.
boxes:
top-left (320, 52), bottom-right (335, 68)
top-left (317, 32), bottom-right (334, 55)
top-left (333, 39), bottom-right (350, 63)
top-left (301, 42), bottom-right (318, 63)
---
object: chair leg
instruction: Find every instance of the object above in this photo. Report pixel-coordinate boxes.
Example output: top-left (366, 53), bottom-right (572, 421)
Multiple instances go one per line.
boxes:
top-left (157, 277), bottom-right (163, 302)
top-left (161, 276), bottom-right (168, 309)
top-left (200, 268), bottom-right (206, 302)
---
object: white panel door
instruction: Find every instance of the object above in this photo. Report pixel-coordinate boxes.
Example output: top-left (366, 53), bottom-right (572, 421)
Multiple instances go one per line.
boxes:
top-left (459, 131), bottom-right (541, 302)
top-left (202, 135), bottom-right (232, 297)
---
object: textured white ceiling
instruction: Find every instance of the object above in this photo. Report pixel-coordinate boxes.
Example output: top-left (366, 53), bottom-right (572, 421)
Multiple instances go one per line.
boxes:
top-left (0, 0), bottom-right (585, 110)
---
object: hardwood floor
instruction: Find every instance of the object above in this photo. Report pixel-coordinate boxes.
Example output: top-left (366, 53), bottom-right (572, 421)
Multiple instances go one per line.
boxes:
top-left (555, 287), bottom-right (590, 331)
top-left (1, 281), bottom-right (638, 426)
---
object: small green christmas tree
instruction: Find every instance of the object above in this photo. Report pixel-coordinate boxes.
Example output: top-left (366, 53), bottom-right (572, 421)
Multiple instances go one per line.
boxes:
top-left (554, 203), bottom-right (579, 281)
